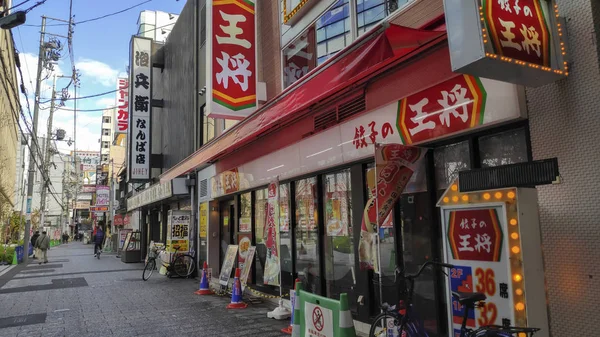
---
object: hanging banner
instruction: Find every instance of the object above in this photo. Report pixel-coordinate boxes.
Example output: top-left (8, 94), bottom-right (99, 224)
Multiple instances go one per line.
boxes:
top-left (199, 202), bottom-right (208, 238)
top-left (263, 178), bottom-right (280, 285)
top-left (128, 36), bottom-right (152, 181)
top-left (219, 244), bottom-right (239, 286)
top-left (206, 0), bottom-right (257, 120)
top-left (358, 144), bottom-right (426, 271)
top-left (325, 191), bottom-right (349, 237)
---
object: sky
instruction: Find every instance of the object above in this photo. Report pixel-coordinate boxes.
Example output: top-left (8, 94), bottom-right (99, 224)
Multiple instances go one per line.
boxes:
top-left (15, 0), bottom-right (185, 154)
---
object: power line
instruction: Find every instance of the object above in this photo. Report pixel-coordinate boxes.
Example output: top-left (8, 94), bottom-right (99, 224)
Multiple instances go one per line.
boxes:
top-left (39, 86), bottom-right (127, 104)
top-left (23, 0), bottom-right (153, 27)
top-left (0, 0), bottom-right (31, 14)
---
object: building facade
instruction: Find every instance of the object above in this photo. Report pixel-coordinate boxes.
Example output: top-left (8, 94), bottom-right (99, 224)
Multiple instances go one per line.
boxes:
top-left (0, 3), bottom-right (20, 235)
top-left (120, 0), bottom-right (599, 336)
top-left (137, 10), bottom-right (179, 43)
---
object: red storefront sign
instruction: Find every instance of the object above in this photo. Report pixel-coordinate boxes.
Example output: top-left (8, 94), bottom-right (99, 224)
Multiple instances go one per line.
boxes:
top-left (116, 77), bottom-right (129, 133)
top-left (448, 209), bottom-right (503, 262)
top-left (114, 214), bottom-right (123, 226)
top-left (223, 168), bottom-right (240, 195)
top-left (397, 75), bottom-right (486, 145)
top-left (209, 0), bottom-right (257, 119)
top-left (484, 0), bottom-right (550, 67)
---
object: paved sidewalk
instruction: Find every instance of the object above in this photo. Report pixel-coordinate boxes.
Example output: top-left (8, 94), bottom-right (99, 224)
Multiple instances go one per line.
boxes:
top-left (0, 242), bottom-right (289, 337)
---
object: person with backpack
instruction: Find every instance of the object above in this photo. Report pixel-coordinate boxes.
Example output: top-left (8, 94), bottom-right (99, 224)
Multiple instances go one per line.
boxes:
top-left (94, 223), bottom-right (105, 258)
top-left (30, 231), bottom-right (40, 259)
top-left (35, 231), bottom-right (50, 264)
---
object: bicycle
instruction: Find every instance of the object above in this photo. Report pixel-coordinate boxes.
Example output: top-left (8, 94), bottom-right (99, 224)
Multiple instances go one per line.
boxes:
top-left (142, 244), bottom-right (196, 281)
top-left (369, 261), bottom-right (540, 337)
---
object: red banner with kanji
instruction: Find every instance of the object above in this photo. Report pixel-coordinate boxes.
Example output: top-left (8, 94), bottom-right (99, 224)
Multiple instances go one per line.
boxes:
top-left (208, 0), bottom-right (257, 120)
top-left (263, 178), bottom-right (280, 285)
top-left (483, 0), bottom-right (551, 66)
top-left (397, 74), bottom-right (487, 145)
top-left (358, 144), bottom-right (426, 271)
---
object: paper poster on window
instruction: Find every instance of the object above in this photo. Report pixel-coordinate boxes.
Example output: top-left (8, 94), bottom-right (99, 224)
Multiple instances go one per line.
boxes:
top-left (325, 192), bottom-right (349, 237)
top-left (263, 178), bottom-right (280, 286)
top-left (239, 217), bottom-right (251, 232)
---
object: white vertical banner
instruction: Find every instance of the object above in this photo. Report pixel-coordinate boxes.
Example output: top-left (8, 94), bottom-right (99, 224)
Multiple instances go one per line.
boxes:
top-left (128, 37), bottom-right (152, 181)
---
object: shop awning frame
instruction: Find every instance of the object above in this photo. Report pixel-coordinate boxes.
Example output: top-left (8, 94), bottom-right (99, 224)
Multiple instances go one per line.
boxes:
top-left (160, 23), bottom-right (447, 183)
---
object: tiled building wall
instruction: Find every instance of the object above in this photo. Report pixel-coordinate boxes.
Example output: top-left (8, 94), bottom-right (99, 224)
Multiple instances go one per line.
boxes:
top-left (257, 0), bottom-right (282, 101)
top-left (525, 1), bottom-right (600, 335)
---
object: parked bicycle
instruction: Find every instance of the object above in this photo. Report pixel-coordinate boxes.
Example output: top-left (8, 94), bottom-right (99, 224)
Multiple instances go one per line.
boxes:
top-left (142, 244), bottom-right (196, 281)
top-left (369, 261), bottom-right (540, 337)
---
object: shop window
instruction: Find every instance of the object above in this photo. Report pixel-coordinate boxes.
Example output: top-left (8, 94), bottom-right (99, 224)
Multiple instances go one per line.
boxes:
top-left (479, 128), bottom-right (528, 168)
top-left (279, 183), bottom-right (293, 292)
top-left (103, 116), bottom-right (111, 123)
top-left (356, 0), bottom-right (411, 36)
top-left (254, 188), bottom-right (269, 285)
top-left (294, 177), bottom-right (320, 294)
top-left (323, 169), bottom-right (355, 303)
top-left (434, 141), bottom-right (471, 192)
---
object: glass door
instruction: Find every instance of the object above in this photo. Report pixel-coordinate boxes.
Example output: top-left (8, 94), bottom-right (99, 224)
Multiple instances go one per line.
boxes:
top-left (294, 177), bottom-right (321, 294)
top-left (219, 199), bottom-right (235, 272)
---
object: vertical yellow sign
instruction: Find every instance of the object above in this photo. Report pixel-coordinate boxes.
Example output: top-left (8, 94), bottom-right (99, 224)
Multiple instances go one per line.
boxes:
top-left (199, 202), bottom-right (207, 238)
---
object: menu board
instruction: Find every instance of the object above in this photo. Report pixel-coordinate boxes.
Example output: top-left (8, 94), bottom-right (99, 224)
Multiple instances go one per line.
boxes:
top-left (219, 245), bottom-right (239, 287)
top-left (443, 207), bottom-right (514, 334)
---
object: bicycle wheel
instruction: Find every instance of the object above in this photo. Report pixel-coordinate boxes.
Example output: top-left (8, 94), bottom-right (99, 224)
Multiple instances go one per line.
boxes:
top-left (142, 259), bottom-right (156, 281)
top-left (369, 313), bottom-right (418, 337)
top-left (173, 254), bottom-right (195, 278)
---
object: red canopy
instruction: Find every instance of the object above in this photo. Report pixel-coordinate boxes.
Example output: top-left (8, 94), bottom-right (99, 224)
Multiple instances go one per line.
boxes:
top-left (161, 24), bottom-right (446, 182)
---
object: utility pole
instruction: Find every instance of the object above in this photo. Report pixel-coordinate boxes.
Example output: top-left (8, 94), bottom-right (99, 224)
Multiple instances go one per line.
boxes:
top-left (39, 75), bottom-right (57, 230)
top-left (72, 82), bottom-right (78, 229)
top-left (24, 16), bottom-right (47, 263)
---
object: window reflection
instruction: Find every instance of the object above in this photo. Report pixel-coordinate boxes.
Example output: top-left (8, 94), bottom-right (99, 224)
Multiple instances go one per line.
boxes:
top-left (295, 177), bottom-right (321, 294)
top-left (323, 169), bottom-right (355, 308)
top-left (279, 183), bottom-right (293, 293)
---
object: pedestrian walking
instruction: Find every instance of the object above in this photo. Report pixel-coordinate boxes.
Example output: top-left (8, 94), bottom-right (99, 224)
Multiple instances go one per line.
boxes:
top-left (35, 231), bottom-right (50, 264)
top-left (31, 231), bottom-right (40, 259)
top-left (94, 223), bottom-right (105, 258)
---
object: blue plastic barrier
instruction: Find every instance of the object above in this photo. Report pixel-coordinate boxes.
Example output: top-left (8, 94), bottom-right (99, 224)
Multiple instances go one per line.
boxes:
top-left (15, 246), bottom-right (24, 263)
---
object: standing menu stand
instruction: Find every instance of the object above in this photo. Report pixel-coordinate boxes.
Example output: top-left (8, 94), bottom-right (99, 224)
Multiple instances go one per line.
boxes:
top-left (120, 231), bottom-right (142, 263)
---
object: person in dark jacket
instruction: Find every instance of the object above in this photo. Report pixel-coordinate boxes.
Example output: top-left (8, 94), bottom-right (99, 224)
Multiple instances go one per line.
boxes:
top-left (31, 231), bottom-right (40, 259)
top-left (94, 223), bottom-right (105, 257)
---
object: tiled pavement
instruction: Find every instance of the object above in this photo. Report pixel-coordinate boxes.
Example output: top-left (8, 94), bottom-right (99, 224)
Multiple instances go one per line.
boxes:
top-left (0, 242), bottom-right (289, 337)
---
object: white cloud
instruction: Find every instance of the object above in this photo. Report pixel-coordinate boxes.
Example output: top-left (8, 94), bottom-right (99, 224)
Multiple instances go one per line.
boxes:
top-left (76, 59), bottom-right (120, 87)
top-left (95, 97), bottom-right (116, 107)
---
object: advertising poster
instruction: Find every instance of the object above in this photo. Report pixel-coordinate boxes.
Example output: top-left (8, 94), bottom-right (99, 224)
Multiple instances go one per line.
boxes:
top-left (358, 144), bottom-right (426, 271)
top-left (119, 229), bottom-right (132, 250)
top-left (240, 245), bottom-right (255, 292)
top-left (96, 186), bottom-right (110, 206)
top-left (239, 217), bottom-right (251, 232)
top-left (444, 207), bottom-right (513, 331)
top-left (325, 192), bottom-right (349, 237)
top-left (167, 210), bottom-right (190, 252)
top-left (219, 244), bottom-right (239, 286)
top-left (199, 202), bottom-right (208, 238)
top-left (263, 179), bottom-right (280, 286)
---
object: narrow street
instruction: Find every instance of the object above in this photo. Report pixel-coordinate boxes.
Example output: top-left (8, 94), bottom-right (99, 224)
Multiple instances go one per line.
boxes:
top-left (0, 243), bottom-right (288, 337)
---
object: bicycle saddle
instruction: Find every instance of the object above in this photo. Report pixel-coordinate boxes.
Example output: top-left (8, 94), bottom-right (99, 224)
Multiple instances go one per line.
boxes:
top-left (380, 303), bottom-right (396, 312)
top-left (452, 291), bottom-right (486, 305)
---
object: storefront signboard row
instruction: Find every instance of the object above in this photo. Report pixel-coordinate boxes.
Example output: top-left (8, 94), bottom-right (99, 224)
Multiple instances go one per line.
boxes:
top-left (115, 77), bottom-right (129, 134)
top-left (127, 181), bottom-right (172, 212)
top-left (211, 76), bottom-right (524, 198)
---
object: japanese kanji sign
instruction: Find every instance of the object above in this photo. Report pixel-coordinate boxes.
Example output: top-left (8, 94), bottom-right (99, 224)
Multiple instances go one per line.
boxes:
top-left (448, 209), bottom-right (503, 262)
top-left (115, 77), bottom-right (129, 134)
top-left (128, 36), bottom-right (152, 181)
top-left (283, 25), bottom-right (316, 88)
top-left (206, 0), bottom-right (257, 120)
top-left (397, 75), bottom-right (486, 145)
top-left (484, 0), bottom-right (550, 67)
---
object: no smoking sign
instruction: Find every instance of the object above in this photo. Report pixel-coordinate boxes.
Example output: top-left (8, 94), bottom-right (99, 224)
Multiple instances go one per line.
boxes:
top-left (305, 303), bottom-right (334, 337)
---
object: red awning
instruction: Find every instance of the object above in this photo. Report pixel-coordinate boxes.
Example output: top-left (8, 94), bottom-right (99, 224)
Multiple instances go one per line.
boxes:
top-left (160, 24), bottom-right (446, 182)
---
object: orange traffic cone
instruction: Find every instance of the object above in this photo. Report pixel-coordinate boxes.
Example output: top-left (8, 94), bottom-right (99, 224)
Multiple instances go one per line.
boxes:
top-left (195, 261), bottom-right (214, 295)
top-left (281, 278), bottom-right (300, 334)
top-left (226, 268), bottom-right (247, 309)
